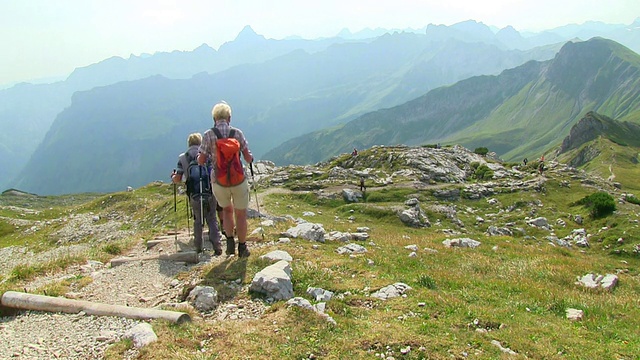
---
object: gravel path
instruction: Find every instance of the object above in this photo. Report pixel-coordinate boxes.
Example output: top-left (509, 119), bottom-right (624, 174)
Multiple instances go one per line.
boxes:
top-left (1, 218), bottom-right (274, 359)
top-left (0, 311), bottom-right (139, 359)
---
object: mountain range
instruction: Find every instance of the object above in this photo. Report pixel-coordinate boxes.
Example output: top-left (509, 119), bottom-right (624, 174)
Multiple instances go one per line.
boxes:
top-left (0, 26), bottom-right (348, 190)
top-left (3, 19), bottom-right (640, 195)
top-left (265, 37), bottom-right (640, 165)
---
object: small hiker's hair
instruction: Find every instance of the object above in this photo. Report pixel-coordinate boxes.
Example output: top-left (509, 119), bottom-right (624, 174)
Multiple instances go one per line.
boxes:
top-left (212, 101), bottom-right (232, 121)
top-left (187, 133), bottom-right (202, 147)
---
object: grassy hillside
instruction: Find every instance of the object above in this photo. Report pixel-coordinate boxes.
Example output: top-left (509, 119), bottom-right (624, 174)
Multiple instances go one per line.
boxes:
top-left (2, 146), bottom-right (640, 359)
top-left (553, 111), bottom-right (640, 191)
top-left (558, 137), bottom-right (640, 192)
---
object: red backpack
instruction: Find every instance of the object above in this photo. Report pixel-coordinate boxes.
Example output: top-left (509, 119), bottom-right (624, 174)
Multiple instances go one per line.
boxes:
top-left (212, 128), bottom-right (245, 186)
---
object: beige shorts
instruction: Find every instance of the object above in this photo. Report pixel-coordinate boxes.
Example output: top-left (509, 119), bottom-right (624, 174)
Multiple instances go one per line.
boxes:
top-left (212, 179), bottom-right (250, 210)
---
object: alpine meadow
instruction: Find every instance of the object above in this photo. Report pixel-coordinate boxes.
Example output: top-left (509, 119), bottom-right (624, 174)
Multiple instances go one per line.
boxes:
top-left (1, 15), bottom-right (640, 360)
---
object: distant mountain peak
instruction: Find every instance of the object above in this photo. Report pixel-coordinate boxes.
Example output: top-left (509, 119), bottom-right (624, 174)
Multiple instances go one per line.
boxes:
top-left (234, 25), bottom-right (265, 42)
top-left (497, 25), bottom-right (517, 34)
top-left (454, 19), bottom-right (484, 26)
top-left (337, 28), bottom-right (353, 38)
top-left (193, 43), bottom-right (215, 53)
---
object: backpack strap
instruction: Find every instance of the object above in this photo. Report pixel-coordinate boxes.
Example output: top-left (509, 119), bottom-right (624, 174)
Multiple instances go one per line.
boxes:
top-left (212, 127), bottom-right (224, 139)
top-left (212, 127), bottom-right (236, 140)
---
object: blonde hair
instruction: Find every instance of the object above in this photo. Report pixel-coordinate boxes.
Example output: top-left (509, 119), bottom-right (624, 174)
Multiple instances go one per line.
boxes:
top-left (212, 101), bottom-right (232, 122)
top-left (187, 133), bottom-right (202, 147)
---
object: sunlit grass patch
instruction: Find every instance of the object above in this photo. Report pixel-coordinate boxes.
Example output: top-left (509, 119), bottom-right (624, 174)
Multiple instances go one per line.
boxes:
top-left (34, 275), bottom-right (93, 297)
top-left (7, 254), bottom-right (88, 283)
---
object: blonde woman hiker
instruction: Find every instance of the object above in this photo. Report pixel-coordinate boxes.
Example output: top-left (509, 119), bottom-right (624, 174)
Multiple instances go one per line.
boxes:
top-left (198, 101), bottom-right (254, 257)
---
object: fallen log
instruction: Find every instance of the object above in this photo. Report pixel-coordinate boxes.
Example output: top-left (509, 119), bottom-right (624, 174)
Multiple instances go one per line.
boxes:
top-left (145, 239), bottom-right (172, 249)
top-left (110, 251), bottom-right (199, 267)
top-left (1, 291), bottom-right (191, 324)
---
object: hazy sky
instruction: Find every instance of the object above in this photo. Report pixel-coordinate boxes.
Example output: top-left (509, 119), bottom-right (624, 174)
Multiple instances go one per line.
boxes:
top-left (2, 0), bottom-right (638, 86)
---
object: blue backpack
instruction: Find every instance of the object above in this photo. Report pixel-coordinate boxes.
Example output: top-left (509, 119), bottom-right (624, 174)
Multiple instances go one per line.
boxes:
top-left (184, 152), bottom-right (212, 199)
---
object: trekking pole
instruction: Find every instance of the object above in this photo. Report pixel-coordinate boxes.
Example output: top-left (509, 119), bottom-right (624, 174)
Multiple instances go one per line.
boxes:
top-left (172, 174), bottom-right (178, 244)
top-left (199, 167), bottom-right (204, 228)
top-left (186, 193), bottom-right (191, 241)
top-left (249, 163), bottom-right (264, 240)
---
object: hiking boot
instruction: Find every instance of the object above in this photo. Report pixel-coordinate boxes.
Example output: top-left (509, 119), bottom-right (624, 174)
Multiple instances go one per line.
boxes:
top-left (211, 240), bottom-right (223, 256)
top-left (226, 236), bottom-right (236, 256)
top-left (238, 242), bottom-right (250, 258)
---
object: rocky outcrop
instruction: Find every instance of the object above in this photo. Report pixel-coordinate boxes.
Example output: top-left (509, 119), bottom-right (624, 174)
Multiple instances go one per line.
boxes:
top-left (187, 286), bottom-right (219, 312)
top-left (559, 112), bottom-right (607, 154)
top-left (283, 223), bottom-right (326, 242)
top-left (250, 260), bottom-right (294, 301)
top-left (567, 143), bottom-right (601, 168)
top-left (575, 273), bottom-right (618, 291)
top-left (370, 283), bottom-right (412, 300)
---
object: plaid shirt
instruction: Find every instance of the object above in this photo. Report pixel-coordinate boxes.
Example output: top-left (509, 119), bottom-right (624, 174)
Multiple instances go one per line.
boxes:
top-left (199, 121), bottom-right (253, 171)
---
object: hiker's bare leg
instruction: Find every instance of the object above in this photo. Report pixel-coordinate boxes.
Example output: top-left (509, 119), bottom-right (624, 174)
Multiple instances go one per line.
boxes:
top-left (235, 208), bottom-right (248, 243)
top-left (217, 209), bottom-right (224, 234)
top-left (223, 206), bottom-right (235, 237)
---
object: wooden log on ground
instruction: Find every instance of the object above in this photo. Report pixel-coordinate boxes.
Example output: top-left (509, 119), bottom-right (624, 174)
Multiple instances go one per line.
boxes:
top-left (154, 234), bottom-right (181, 241)
top-left (146, 239), bottom-right (172, 249)
top-left (1, 291), bottom-right (191, 324)
top-left (110, 251), bottom-right (199, 267)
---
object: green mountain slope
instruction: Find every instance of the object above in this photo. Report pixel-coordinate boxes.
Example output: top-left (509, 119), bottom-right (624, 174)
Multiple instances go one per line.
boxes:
top-left (453, 37), bottom-right (640, 161)
top-left (555, 111), bottom-right (640, 191)
top-left (266, 37), bottom-right (640, 165)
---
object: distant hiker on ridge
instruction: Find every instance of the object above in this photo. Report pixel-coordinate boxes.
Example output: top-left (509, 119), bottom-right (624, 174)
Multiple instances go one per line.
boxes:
top-left (172, 133), bottom-right (222, 255)
top-left (359, 176), bottom-right (366, 192)
top-left (352, 148), bottom-right (358, 156)
top-left (198, 101), bottom-right (254, 258)
top-left (523, 158), bottom-right (528, 166)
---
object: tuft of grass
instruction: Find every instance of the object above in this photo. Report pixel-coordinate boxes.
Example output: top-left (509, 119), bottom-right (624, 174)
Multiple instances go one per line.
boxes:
top-left (415, 274), bottom-right (437, 289)
top-left (0, 220), bottom-right (15, 237)
top-left (103, 338), bottom-right (134, 359)
top-left (101, 243), bottom-right (123, 255)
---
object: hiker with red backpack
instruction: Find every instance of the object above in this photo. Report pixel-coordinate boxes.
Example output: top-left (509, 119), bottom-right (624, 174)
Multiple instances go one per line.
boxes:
top-left (171, 133), bottom-right (222, 255)
top-left (198, 101), bottom-right (254, 258)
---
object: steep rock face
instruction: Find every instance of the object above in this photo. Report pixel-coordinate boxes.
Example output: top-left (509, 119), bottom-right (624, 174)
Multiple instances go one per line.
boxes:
top-left (559, 112), bottom-right (607, 153)
top-left (567, 143), bottom-right (601, 168)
